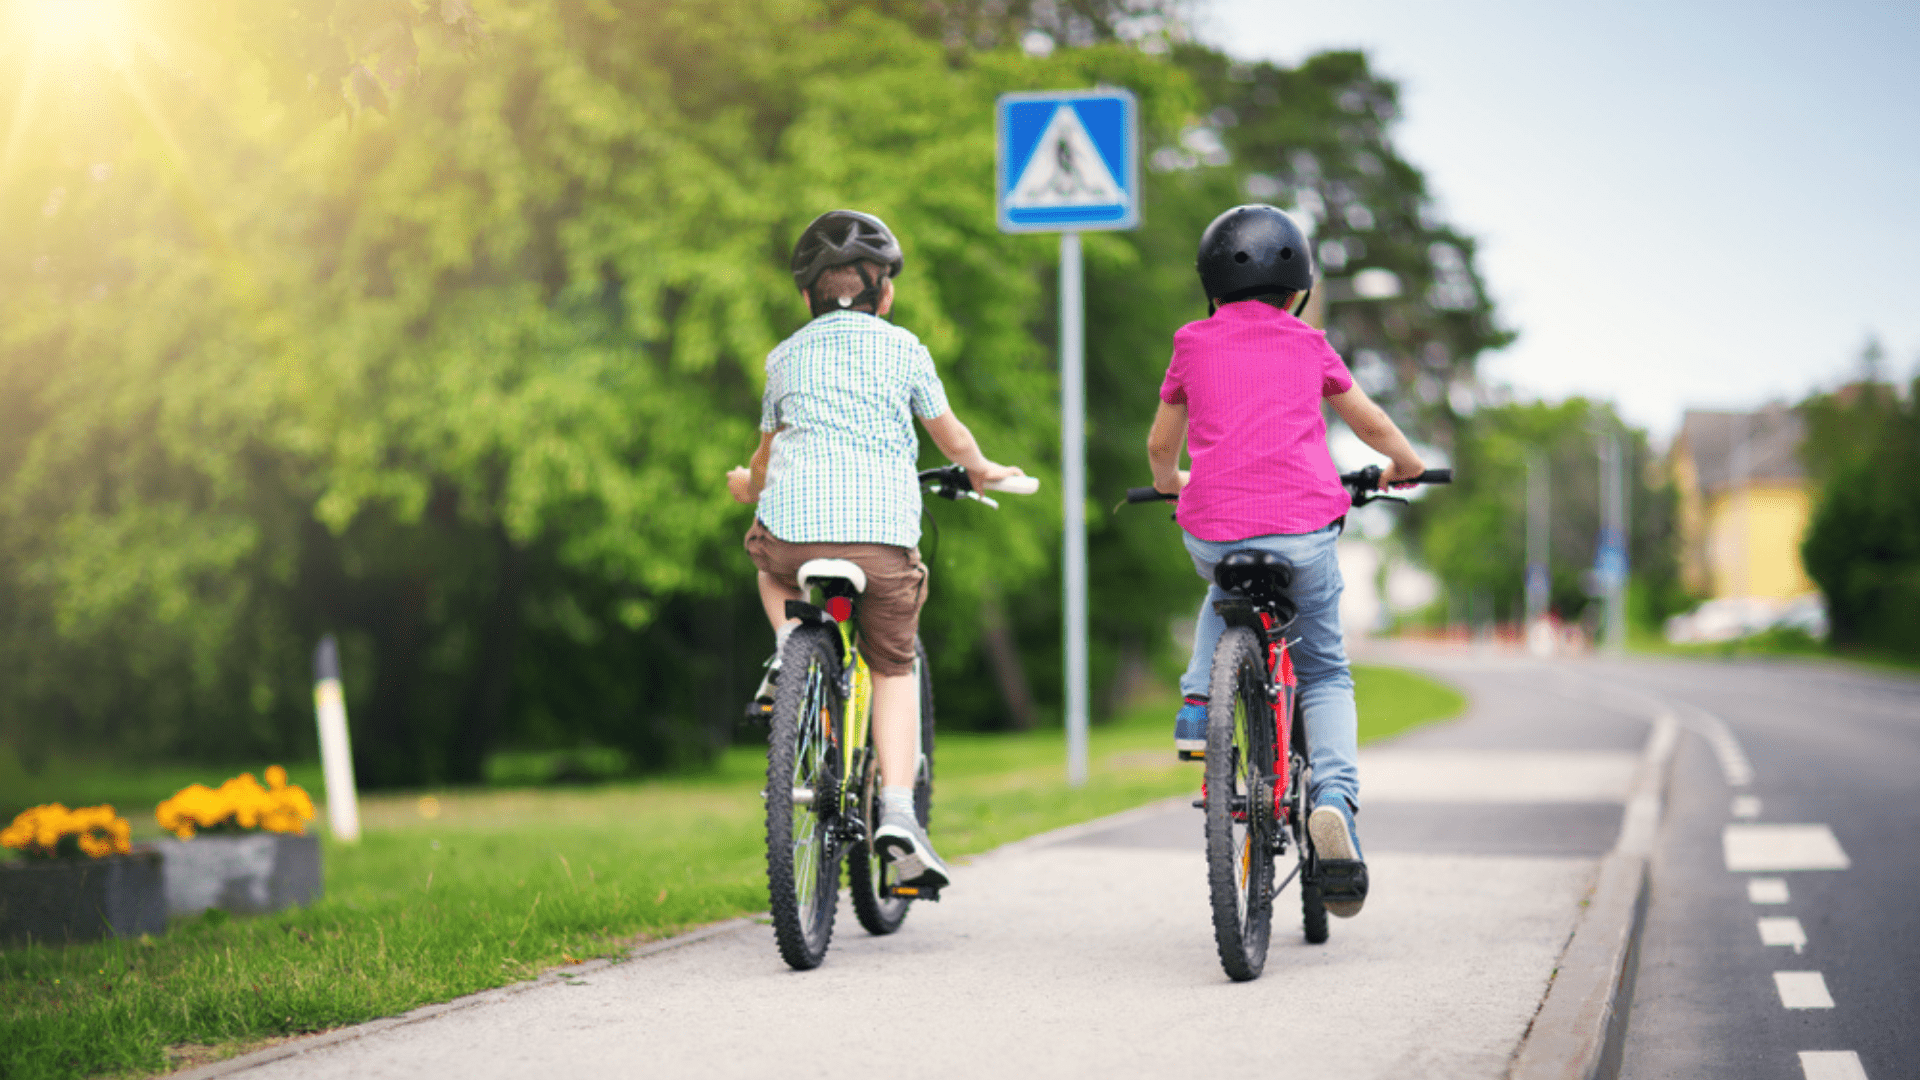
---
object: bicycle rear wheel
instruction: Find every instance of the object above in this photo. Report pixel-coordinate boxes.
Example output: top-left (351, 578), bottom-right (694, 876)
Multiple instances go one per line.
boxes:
top-left (849, 638), bottom-right (937, 935)
top-left (766, 626), bottom-right (845, 970)
top-left (1205, 626), bottom-right (1277, 982)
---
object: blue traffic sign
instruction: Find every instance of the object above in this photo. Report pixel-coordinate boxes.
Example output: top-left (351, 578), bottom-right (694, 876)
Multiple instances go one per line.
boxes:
top-left (996, 89), bottom-right (1138, 233)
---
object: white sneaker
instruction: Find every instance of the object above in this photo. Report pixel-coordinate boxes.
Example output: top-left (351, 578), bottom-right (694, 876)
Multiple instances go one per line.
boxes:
top-left (1309, 802), bottom-right (1368, 918)
top-left (744, 653), bottom-right (779, 720)
top-left (874, 813), bottom-right (951, 889)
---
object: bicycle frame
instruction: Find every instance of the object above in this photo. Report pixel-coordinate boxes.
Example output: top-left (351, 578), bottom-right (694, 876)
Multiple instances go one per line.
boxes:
top-left (785, 595), bottom-right (924, 831)
top-left (1214, 597), bottom-right (1300, 821)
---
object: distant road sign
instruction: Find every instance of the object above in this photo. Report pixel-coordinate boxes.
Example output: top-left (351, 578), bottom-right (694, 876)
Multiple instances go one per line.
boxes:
top-left (996, 90), bottom-right (1138, 233)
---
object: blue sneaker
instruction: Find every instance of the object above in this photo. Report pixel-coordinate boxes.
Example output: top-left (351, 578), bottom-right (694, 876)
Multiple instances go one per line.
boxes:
top-left (1175, 697), bottom-right (1208, 759)
top-left (1308, 797), bottom-right (1368, 918)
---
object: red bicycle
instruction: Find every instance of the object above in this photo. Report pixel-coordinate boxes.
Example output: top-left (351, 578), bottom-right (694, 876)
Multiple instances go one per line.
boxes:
top-left (1127, 464), bottom-right (1450, 980)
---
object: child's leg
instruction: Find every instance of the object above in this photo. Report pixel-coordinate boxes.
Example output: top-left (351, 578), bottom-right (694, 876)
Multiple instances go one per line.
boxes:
top-left (872, 672), bottom-right (918, 788)
top-left (1179, 583), bottom-right (1232, 701)
top-left (853, 545), bottom-right (946, 886)
top-left (1275, 527), bottom-right (1358, 814)
top-left (756, 570), bottom-right (803, 633)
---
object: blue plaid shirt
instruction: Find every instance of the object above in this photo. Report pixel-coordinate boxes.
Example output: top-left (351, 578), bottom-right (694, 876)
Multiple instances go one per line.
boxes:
top-left (758, 311), bottom-right (952, 547)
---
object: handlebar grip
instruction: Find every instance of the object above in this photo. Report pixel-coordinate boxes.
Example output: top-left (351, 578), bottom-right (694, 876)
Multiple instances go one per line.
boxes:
top-left (1419, 468), bottom-right (1452, 484)
top-left (1126, 486), bottom-right (1176, 504)
top-left (982, 475), bottom-right (1040, 496)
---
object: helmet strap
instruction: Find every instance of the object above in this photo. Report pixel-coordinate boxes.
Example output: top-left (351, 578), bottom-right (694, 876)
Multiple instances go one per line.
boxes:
top-left (809, 263), bottom-right (889, 320)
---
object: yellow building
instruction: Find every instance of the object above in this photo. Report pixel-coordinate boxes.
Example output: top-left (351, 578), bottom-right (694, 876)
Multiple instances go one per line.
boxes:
top-left (1670, 405), bottom-right (1816, 600)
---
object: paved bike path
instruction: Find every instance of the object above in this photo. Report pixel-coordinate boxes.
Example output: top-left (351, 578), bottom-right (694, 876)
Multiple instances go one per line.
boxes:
top-left (206, 649), bottom-right (1653, 1080)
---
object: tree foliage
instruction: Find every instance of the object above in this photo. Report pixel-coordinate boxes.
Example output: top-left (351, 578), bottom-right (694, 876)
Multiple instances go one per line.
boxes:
top-left (1800, 375), bottom-right (1920, 656)
top-left (0, 0), bottom-right (1508, 784)
top-left (1401, 400), bottom-right (1680, 627)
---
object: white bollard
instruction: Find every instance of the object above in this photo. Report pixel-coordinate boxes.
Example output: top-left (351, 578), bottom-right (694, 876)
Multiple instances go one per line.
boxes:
top-left (312, 635), bottom-right (361, 842)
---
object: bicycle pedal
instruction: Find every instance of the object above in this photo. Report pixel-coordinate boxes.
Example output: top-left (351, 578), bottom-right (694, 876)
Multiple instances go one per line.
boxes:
top-left (1317, 858), bottom-right (1369, 902)
top-left (886, 885), bottom-right (940, 902)
top-left (744, 698), bottom-right (772, 723)
top-left (1191, 798), bottom-right (1206, 809)
top-left (1178, 749), bottom-right (1205, 761)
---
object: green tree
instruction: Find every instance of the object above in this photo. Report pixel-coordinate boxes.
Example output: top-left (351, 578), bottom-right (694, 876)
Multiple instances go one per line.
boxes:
top-left (0, 0), bottom-right (1513, 783)
top-left (1403, 400), bottom-right (1679, 627)
top-left (1800, 371), bottom-right (1920, 656)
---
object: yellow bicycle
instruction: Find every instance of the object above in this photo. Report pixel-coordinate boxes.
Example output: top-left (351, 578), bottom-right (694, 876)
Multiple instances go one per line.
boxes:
top-left (764, 465), bottom-right (1038, 970)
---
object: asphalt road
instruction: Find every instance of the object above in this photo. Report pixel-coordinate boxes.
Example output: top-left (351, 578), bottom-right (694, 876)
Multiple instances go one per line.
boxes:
top-left (207, 646), bottom-right (1661, 1080)
top-left (1586, 656), bottom-right (1920, 1080)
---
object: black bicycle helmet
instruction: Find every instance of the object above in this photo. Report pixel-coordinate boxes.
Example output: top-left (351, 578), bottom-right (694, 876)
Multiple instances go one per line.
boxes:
top-left (1196, 204), bottom-right (1314, 314)
top-left (790, 210), bottom-right (904, 317)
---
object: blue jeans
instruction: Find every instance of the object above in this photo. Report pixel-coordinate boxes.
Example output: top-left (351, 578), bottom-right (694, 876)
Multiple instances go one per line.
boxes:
top-left (1178, 524), bottom-right (1359, 814)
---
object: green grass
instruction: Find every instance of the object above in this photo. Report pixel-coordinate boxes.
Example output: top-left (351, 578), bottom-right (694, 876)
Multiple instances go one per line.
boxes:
top-left (1627, 623), bottom-right (1920, 676)
top-left (2, 664), bottom-right (1463, 1079)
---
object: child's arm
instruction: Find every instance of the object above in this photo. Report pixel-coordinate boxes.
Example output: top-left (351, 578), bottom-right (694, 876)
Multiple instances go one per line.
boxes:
top-left (1146, 400), bottom-right (1190, 495)
top-left (920, 411), bottom-right (1023, 484)
top-left (1328, 385), bottom-right (1426, 486)
top-left (726, 429), bottom-right (779, 504)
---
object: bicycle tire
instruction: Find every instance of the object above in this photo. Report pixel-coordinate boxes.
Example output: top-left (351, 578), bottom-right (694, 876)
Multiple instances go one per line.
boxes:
top-left (766, 626), bottom-right (845, 970)
top-left (1290, 710), bottom-right (1329, 945)
top-left (849, 638), bottom-right (937, 935)
top-left (1205, 626), bottom-right (1277, 981)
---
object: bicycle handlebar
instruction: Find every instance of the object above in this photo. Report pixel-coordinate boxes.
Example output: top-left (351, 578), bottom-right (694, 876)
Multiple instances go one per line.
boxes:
top-left (918, 465), bottom-right (1039, 508)
top-left (1124, 466), bottom-right (1452, 509)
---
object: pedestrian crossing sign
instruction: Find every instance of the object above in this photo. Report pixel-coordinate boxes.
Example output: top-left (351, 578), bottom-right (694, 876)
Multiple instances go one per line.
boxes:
top-left (996, 89), bottom-right (1138, 233)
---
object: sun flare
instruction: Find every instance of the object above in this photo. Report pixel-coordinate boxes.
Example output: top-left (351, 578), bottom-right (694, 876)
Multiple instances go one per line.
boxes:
top-left (16, 0), bottom-right (133, 56)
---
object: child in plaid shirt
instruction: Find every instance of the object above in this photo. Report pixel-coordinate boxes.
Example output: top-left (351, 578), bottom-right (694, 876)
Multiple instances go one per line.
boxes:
top-left (728, 211), bottom-right (1024, 889)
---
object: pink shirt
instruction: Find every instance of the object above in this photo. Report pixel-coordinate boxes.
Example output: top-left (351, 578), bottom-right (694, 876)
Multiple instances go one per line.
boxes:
top-left (1158, 301), bottom-right (1354, 541)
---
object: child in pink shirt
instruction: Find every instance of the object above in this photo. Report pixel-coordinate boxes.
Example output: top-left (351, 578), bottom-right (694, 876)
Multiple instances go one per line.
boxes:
top-left (1146, 204), bottom-right (1426, 918)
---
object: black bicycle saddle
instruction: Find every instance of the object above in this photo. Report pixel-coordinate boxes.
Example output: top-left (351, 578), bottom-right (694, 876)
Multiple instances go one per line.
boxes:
top-left (1214, 549), bottom-right (1295, 612)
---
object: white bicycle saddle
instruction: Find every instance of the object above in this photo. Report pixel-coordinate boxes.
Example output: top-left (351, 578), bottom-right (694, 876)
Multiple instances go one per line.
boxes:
top-left (797, 558), bottom-right (867, 594)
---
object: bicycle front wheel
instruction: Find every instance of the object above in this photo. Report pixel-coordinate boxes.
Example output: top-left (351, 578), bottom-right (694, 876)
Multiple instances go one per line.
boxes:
top-left (766, 626), bottom-right (845, 970)
top-left (1205, 625), bottom-right (1277, 981)
top-left (849, 638), bottom-right (937, 936)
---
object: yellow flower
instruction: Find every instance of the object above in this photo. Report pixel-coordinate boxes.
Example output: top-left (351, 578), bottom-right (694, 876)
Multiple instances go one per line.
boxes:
top-left (1, 804), bottom-right (131, 858)
top-left (154, 767), bottom-right (315, 838)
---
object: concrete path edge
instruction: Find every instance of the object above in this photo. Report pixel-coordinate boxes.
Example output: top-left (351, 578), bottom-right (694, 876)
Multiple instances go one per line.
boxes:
top-left (1508, 712), bottom-right (1680, 1080)
top-left (165, 917), bottom-right (762, 1080)
top-left (164, 795), bottom-right (1200, 1080)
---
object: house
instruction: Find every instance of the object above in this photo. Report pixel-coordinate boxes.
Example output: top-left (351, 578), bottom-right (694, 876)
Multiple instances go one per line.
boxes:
top-left (1669, 404), bottom-right (1816, 600)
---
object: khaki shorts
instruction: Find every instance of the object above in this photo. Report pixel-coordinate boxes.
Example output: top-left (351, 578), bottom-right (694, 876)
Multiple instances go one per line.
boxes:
top-left (744, 519), bottom-right (928, 676)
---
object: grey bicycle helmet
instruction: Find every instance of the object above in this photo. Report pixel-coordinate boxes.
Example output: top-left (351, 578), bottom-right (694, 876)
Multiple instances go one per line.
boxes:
top-left (1196, 204), bottom-right (1314, 314)
top-left (790, 210), bottom-right (904, 317)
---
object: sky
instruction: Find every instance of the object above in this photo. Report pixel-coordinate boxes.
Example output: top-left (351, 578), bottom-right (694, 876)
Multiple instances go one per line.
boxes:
top-left (1195, 0), bottom-right (1920, 440)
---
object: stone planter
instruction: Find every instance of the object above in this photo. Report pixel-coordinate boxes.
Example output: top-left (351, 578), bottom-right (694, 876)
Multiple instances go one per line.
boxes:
top-left (0, 850), bottom-right (168, 946)
top-left (155, 832), bottom-right (323, 917)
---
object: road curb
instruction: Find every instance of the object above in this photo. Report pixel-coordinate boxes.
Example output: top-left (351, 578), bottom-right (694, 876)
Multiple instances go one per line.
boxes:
top-left (1509, 712), bottom-right (1679, 1080)
top-left (166, 917), bottom-right (761, 1080)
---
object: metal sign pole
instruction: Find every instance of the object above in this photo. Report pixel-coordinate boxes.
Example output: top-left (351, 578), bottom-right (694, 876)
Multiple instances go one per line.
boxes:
top-left (1060, 231), bottom-right (1088, 787)
top-left (995, 89), bottom-right (1134, 790)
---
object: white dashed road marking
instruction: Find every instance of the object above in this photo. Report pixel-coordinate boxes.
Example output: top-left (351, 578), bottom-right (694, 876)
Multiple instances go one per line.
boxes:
top-left (1687, 708), bottom-right (1756, 786)
top-left (1723, 824), bottom-right (1852, 872)
top-left (1687, 711), bottom-right (1866, 1074)
top-left (1758, 917), bottom-right (1808, 954)
top-left (1799, 1050), bottom-right (1870, 1080)
top-left (1775, 971), bottom-right (1836, 1009)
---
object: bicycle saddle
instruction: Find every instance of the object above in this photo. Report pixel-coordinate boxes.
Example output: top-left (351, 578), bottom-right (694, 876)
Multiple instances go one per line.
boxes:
top-left (1214, 550), bottom-right (1295, 610)
top-left (798, 558), bottom-right (866, 595)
